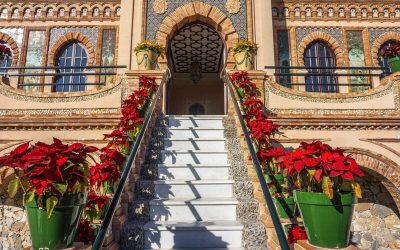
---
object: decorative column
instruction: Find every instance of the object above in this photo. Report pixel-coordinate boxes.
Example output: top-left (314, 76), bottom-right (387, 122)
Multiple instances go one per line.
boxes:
top-left (253, 0), bottom-right (275, 74)
top-left (116, 0), bottom-right (135, 73)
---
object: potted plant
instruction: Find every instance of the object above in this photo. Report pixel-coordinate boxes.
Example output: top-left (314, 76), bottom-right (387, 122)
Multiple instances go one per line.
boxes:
top-left (380, 43), bottom-right (400, 73)
top-left (0, 43), bottom-right (11, 63)
top-left (0, 138), bottom-right (98, 250)
top-left (232, 39), bottom-right (258, 70)
top-left (283, 141), bottom-right (364, 248)
top-left (134, 40), bottom-right (165, 70)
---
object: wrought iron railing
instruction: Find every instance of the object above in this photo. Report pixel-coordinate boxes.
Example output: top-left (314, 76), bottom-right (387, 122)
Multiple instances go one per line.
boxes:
top-left (265, 66), bottom-right (389, 93)
top-left (0, 65), bottom-right (126, 91)
top-left (221, 70), bottom-right (290, 250)
top-left (91, 69), bottom-right (170, 250)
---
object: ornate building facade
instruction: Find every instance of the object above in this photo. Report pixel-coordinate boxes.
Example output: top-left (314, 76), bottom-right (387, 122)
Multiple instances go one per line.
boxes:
top-left (0, 0), bottom-right (399, 249)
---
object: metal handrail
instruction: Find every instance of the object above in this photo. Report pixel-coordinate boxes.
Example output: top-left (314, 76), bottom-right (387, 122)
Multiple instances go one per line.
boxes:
top-left (92, 69), bottom-right (170, 250)
top-left (221, 70), bottom-right (290, 250)
top-left (265, 65), bottom-right (388, 70)
top-left (0, 65), bottom-right (127, 70)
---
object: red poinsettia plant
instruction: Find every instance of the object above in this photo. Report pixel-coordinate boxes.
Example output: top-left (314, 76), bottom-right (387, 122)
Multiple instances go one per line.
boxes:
top-left (380, 43), bottom-right (400, 59)
top-left (287, 225), bottom-right (308, 244)
top-left (281, 141), bottom-right (364, 199)
top-left (0, 43), bottom-right (11, 62)
top-left (0, 138), bottom-right (98, 217)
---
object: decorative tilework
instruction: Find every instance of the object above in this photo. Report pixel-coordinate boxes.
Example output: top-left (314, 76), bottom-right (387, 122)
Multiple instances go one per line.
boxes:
top-left (145, 0), bottom-right (248, 40)
top-left (368, 28), bottom-right (400, 51)
top-left (296, 27), bottom-right (343, 49)
top-left (0, 27), bottom-right (24, 59)
top-left (49, 27), bottom-right (98, 54)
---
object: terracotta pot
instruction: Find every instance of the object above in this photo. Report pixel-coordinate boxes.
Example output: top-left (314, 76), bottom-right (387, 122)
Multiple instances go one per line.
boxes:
top-left (234, 51), bottom-right (255, 70)
top-left (136, 50), bottom-right (160, 70)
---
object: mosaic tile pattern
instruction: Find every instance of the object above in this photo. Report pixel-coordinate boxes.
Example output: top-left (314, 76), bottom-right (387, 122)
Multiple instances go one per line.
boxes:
top-left (145, 0), bottom-right (248, 40)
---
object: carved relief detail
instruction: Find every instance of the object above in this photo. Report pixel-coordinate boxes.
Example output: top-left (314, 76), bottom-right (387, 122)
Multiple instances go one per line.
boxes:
top-left (153, 0), bottom-right (168, 14)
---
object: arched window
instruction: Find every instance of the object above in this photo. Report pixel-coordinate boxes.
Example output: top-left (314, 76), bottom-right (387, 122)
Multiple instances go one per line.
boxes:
top-left (0, 41), bottom-right (12, 75)
top-left (54, 42), bottom-right (88, 92)
top-left (378, 40), bottom-right (396, 78)
top-left (304, 41), bottom-right (337, 93)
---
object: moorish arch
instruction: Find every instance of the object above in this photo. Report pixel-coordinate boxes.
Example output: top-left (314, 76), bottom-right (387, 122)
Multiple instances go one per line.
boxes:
top-left (297, 31), bottom-right (344, 67)
top-left (0, 32), bottom-right (19, 66)
top-left (155, 1), bottom-right (240, 67)
top-left (48, 32), bottom-right (95, 66)
top-left (371, 31), bottom-right (400, 66)
top-left (346, 147), bottom-right (400, 209)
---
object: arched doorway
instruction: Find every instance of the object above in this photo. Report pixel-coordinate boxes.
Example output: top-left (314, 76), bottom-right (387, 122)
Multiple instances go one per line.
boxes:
top-left (166, 22), bottom-right (226, 115)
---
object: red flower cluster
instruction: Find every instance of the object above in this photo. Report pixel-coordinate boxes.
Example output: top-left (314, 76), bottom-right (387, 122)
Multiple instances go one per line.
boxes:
top-left (0, 138), bottom-right (98, 196)
top-left (231, 71), bottom-right (279, 149)
top-left (0, 44), bottom-right (11, 61)
top-left (75, 220), bottom-right (95, 244)
top-left (84, 192), bottom-right (111, 222)
top-left (281, 141), bottom-right (364, 198)
top-left (380, 43), bottom-right (400, 59)
top-left (0, 138), bottom-right (98, 217)
top-left (287, 225), bottom-right (307, 244)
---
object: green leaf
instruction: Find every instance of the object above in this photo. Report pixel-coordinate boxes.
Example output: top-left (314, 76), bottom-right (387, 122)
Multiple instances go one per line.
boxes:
top-left (7, 178), bottom-right (19, 198)
top-left (46, 196), bottom-right (58, 218)
top-left (322, 176), bottom-right (334, 200)
top-left (53, 183), bottom-right (68, 195)
top-left (24, 190), bottom-right (35, 203)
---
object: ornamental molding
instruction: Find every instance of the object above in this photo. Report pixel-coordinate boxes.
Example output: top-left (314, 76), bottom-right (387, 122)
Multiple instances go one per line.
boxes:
top-left (0, 32), bottom-right (19, 66)
top-left (272, 2), bottom-right (400, 20)
top-left (146, 0), bottom-right (248, 41)
top-left (226, 0), bottom-right (241, 14)
top-left (296, 29), bottom-right (344, 66)
top-left (153, 0), bottom-right (168, 14)
top-left (0, 80), bottom-right (122, 103)
top-left (0, 2), bottom-right (121, 21)
top-left (264, 75), bottom-right (400, 116)
top-left (48, 31), bottom-right (96, 66)
top-left (361, 138), bottom-right (400, 158)
top-left (49, 27), bottom-right (98, 57)
top-left (369, 30), bottom-right (400, 66)
top-left (0, 108), bottom-right (120, 116)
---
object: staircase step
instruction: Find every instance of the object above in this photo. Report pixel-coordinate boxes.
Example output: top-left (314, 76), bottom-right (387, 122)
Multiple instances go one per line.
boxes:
top-left (159, 150), bottom-right (228, 165)
top-left (162, 138), bottom-right (225, 151)
top-left (144, 221), bottom-right (243, 249)
top-left (156, 164), bottom-right (230, 180)
top-left (167, 117), bottom-right (224, 129)
top-left (157, 128), bottom-right (225, 139)
top-left (143, 180), bottom-right (234, 199)
top-left (149, 198), bottom-right (238, 221)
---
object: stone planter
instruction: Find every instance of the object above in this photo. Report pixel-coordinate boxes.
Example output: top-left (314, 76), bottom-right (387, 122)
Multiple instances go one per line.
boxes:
top-left (24, 193), bottom-right (87, 250)
top-left (234, 51), bottom-right (255, 70)
top-left (136, 50), bottom-right (160, 70)
top-left (294, 191), bottom-right (355, 248)
top-left (388, 56), bottom-right (400, 73)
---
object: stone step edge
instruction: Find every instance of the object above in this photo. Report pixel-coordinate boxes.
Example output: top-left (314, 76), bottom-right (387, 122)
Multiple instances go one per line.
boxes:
top-left (144, 221), bottom-right (243, 231)
top-left (141, 180), bottom-right (235, 185)
top-left (149, 198), bottom-right (239, 205)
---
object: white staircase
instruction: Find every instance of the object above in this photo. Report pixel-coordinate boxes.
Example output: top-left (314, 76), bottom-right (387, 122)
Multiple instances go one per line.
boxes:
top-left (143, 115), bottom-right (243, 249)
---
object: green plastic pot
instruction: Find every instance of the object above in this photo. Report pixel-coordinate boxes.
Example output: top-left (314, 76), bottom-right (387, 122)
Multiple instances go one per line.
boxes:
top-left (294, 191), bottom-right (355, 248)
top-left (274, 196), bottom-right (295, 219)
top-left (389, 56), bottom-right (400, 73)
top-left (24, 193), bottom-right (88, 250)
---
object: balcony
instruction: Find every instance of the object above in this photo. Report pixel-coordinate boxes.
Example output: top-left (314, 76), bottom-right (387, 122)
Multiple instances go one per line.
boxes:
top-left (265, 66), bottom-right (389, 94)
top-left (260, 66), bottom-right (400, 117)
top-left (0, 65), bottom-right (126, 93)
